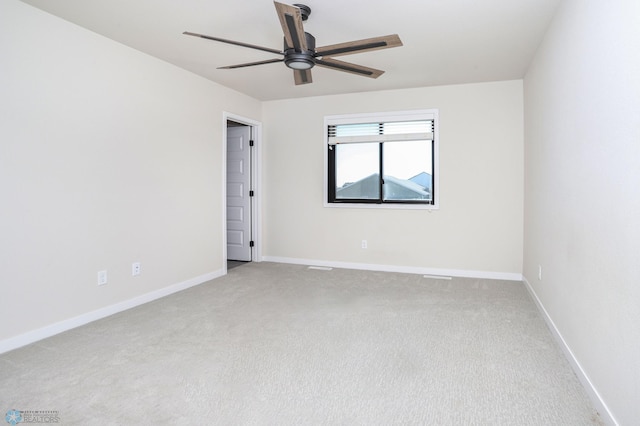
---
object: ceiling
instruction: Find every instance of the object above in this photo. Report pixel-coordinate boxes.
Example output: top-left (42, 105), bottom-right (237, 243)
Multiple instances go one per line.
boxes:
top-left (20, 0), bottom-right (560, 101)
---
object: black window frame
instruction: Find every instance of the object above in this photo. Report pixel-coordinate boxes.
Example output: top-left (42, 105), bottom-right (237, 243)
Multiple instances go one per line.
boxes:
top-left (325, 110), bottom-right (438, 207)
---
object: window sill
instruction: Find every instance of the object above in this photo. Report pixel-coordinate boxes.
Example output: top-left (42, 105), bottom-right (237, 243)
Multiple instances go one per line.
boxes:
top-left (323, 202), bottom-right (439, 210)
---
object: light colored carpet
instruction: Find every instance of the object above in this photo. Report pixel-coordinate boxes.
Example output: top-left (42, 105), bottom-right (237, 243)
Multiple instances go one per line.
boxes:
top-left (0, 262), bottom-right (603, 425)
top-left (227, 260), bottom-right (250, 270)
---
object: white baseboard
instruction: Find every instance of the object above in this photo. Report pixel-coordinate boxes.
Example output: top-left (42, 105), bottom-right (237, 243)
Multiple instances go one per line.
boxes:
top-left (522, 276), bottom-right (617, 426)
top-left (262, 256), bottom-right (522, 281)
top-left (0, 269), bottom-right (225, 354)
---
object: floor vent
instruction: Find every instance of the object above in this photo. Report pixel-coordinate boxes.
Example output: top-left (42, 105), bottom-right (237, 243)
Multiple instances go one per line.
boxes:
top-left (423, 274), bottom-right (452, 280)
top-left (308, 266), bottom-right (333, 271)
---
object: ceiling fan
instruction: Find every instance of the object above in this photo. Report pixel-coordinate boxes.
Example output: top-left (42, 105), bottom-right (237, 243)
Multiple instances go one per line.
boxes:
top-left (184, 1), bottom-right (402, 85)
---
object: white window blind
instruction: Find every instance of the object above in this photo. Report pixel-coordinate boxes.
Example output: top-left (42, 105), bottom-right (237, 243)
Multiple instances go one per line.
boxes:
top-left (327, 119), bottom-right (434, 145)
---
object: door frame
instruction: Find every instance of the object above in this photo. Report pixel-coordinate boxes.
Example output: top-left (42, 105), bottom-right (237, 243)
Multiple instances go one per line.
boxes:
top-left (222, 112), bottom-right (262, 273)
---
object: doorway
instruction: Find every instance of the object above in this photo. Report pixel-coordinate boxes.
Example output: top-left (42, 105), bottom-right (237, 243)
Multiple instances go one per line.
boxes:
top-left (224, 113), bottom-right (261, 270)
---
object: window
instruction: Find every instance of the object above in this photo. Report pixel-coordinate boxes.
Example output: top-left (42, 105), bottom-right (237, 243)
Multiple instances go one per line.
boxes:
top-left (325, 109), bottom-right (439, 208)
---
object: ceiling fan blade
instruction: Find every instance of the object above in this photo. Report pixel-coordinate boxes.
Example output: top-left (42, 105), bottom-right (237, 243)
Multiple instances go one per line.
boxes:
top-left (183, 31), bottom-right (283, 55)
top-left (293, 69), bottom-right (313, 85)
top-left (218, 58), bottom-right (284, 69)
top-left (274, 1), bottom-right (307, 52)
top-left (316, 34), bottom-right (402, 58)
top-left (315, 58), bottom-right (385, 79)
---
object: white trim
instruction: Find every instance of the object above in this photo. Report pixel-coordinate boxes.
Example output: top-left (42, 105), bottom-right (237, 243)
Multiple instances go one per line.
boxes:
top-left (522, 276), bottom-right (618, 426)
top-left (222, 112), bottom-right (263, 271)
top-left (325, 110), bottom-right (436, 125)
top-left (263, 256), bottom-right (522, 281)
top-left (0, 270), bottom-right (224, 354)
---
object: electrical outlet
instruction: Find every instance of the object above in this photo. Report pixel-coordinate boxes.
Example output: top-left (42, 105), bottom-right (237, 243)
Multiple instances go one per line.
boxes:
top-left (361, 240), bottom-right (368, 249)
top-left (538, 265), bottom-right (542, 281)
top-left (132, 262), bottom-right (141, 277)
top-left (97, 270), bottom-right (108, 286)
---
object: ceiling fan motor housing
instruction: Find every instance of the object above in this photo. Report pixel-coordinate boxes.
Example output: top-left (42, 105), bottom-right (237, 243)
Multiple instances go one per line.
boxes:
top-left (284, 32), bottom-right (316, 70)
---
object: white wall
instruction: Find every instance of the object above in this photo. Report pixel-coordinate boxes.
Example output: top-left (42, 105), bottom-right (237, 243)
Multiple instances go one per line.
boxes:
top-left (523, 0), bottom-right (640, 424)
top-left (0, 1), bottom-right (261, 345)
top-left (262, 81), bottom-right (523, 278)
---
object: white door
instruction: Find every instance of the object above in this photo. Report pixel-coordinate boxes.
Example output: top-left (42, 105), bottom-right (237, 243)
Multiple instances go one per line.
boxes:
top-left (227, 125), bottom-right (252, 261)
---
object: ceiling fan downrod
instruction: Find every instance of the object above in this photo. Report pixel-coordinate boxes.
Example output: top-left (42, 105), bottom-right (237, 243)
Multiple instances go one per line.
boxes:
top-left (292, 4), bottom-right (311, 21)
